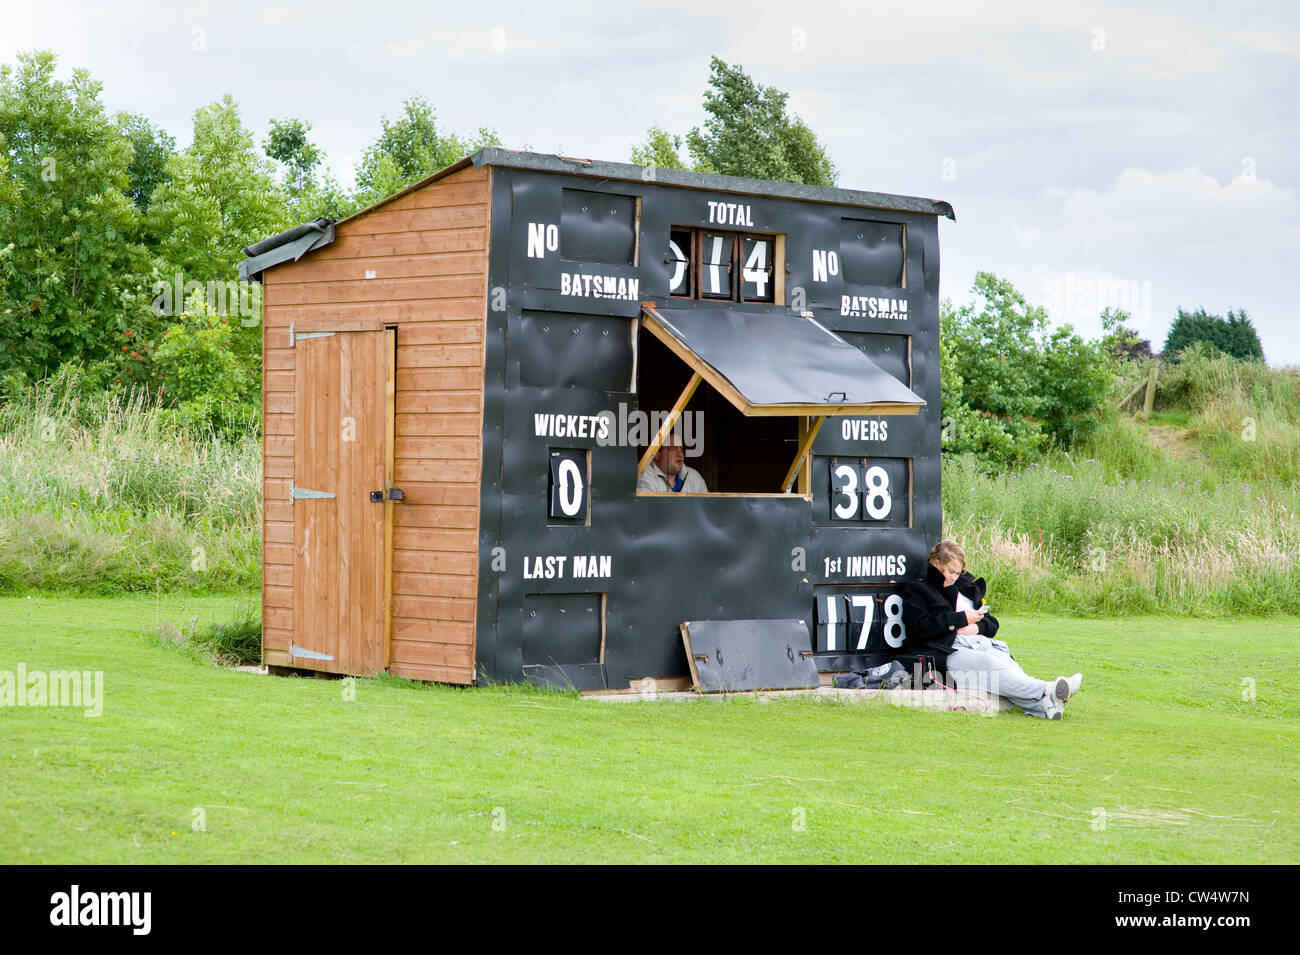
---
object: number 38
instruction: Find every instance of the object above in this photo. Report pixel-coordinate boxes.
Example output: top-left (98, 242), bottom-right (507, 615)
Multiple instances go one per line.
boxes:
top-left (831, 463), bottom-right (891, 521)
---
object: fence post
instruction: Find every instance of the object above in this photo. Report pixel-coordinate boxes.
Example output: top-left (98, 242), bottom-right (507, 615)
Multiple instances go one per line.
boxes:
top-left (1140, 362), bottom-right (1158, 420)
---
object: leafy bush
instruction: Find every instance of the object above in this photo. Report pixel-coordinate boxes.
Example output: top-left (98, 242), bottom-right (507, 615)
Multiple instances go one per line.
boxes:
top-left (1099, 307), bottom-right (1154, 361)
top-left (77, 289), bottom-right (260, 436)
top-left (151, 294), bottom-right (260, 435)
top-left (941, 273), bottom-right (1116, 469)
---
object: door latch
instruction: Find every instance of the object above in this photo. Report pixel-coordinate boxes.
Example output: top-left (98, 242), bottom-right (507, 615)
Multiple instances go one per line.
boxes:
top-left (369, 488), bottom-right (405, 503)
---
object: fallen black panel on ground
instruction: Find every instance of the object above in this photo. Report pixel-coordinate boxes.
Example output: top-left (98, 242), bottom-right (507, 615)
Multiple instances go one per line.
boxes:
top-left (682, 618), bottom-right (821, 692)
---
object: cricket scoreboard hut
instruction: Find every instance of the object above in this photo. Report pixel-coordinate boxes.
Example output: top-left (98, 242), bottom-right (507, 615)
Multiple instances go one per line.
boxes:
top-left (241, 149), bottom-right (954, 688)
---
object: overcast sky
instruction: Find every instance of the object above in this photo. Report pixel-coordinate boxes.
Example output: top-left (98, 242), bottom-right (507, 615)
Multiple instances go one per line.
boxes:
top-left (7, 0), bottom-right (1298, 364)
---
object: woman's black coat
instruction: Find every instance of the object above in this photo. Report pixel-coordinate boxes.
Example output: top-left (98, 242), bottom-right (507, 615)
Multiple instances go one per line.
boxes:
top-left (899, 563), bottom-right (1000, 671)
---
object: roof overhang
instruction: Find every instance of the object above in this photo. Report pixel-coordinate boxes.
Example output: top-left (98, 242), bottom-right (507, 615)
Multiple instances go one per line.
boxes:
top-left (470, 148), bottom-right (955, 220)
top-left (238, 218), bottom-right (336, 283)
top-left (639, 304), bottom-right (925, 417)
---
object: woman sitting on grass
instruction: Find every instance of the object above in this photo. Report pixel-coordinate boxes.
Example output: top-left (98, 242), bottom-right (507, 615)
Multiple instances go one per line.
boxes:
top-left (900, 540), bottom-right (1083, 719)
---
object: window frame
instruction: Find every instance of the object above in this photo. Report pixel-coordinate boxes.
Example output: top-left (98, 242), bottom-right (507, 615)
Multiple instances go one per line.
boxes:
top-left (668, 226), bottom-right (783, 305)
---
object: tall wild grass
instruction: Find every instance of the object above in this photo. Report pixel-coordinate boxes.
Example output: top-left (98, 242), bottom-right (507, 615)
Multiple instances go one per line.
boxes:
top-left (0, 369), bottom-right (260, 594)
top-left (945, 405), bottom-right (1300, 616)
top-left (1154, 348), bottom-right (1300, 483)
top-left (3, 354), bottom-right (1297, 616)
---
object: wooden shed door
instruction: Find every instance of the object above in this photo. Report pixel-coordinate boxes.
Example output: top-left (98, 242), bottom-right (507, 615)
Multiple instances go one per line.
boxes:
top-left (291, 326), bottom-right (396, 675)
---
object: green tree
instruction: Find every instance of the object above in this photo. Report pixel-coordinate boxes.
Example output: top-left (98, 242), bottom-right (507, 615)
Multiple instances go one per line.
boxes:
top-left (265, 117), bottom-right (321, 194)
top-left (685, 57), bottom-right (837, 186)
top-left (1099, 307), bottom-right (1153, 362)
top-left (265, 116), bottom-right (350, 222)
top-left (143, 95), bottom-right (288, 391)
top-left (0, 50), bottom-right (153, 379)
top-left (1225, 309), bottom-right (1264, 361)
top-left (145, 94), bottom-right (290, 282)
top-left (941, 276), bottom-right (1047, 465)
top-left (938, 302), bottom-right (1021, 464)
top-left (630, 125), bottom-right (689, 171)
top-left (116, 111), bottom-right (175, 214)
top-left (1163, 307), bottom-right (1263, 361)
top-left (353, 96), bottom-right (500, 207)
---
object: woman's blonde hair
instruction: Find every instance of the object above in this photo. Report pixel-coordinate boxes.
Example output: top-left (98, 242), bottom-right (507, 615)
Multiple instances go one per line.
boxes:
top-left (928, 539), bottom-right (966, 570)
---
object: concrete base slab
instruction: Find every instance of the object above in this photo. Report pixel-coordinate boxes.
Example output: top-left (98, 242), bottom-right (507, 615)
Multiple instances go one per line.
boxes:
top-left (582, 685), bottom-right (1016, 714)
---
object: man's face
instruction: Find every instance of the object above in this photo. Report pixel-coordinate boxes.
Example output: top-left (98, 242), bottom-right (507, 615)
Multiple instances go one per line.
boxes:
top-left (654, 439), bottom-right (685, 477)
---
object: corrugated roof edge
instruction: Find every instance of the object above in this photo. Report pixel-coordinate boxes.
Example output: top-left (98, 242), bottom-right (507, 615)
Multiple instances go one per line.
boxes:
top-left (240, 149), bottom-right (955, 281)
top-left (238, 217), bottom-right (336, 283)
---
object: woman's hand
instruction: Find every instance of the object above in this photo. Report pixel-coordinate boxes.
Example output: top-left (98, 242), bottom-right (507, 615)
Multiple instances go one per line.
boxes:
top-left (963, 607), bottom-right (988, 625)
top-left (956, 624), bottom-right (979, 635)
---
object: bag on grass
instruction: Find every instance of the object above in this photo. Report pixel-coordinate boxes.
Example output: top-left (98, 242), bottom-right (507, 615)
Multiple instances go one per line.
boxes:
top-left (891, 653), bottom-right (943, 688)
top-left (833, 660), bottom-right (910, 690)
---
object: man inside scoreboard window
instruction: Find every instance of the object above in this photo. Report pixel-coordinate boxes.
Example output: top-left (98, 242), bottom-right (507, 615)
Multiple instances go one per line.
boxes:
top-left (637, 433), bottom-right (708, 493)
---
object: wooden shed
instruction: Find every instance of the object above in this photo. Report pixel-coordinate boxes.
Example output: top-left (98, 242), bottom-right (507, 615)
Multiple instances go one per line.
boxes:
top-left (240, 149), bottom-right (953, 689)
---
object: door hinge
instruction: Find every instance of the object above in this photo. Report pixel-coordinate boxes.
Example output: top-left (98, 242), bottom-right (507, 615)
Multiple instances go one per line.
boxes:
top-left (289, 643), bottom-right (335, 662)
top-left (289, 322), bottom-right (335, 347)
top-left (291, 481), bottom-right (336, 500)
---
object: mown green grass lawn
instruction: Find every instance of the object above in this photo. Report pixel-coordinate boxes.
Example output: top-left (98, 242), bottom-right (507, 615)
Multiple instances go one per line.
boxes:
top-left (2, 593), bottom-right (1296, 863)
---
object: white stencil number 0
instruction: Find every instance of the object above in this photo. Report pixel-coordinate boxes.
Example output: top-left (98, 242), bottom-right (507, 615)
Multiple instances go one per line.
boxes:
top-left (557, 458), bottom-right (583, 517)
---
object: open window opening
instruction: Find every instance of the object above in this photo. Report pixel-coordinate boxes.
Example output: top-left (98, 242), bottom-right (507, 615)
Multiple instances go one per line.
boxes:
top-left (635, 327), bottom-right (803, 495)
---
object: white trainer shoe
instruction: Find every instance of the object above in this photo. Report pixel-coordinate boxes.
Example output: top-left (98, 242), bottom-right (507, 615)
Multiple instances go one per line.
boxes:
top-left (1050, 676), bottom-right (1071, 703)
top-left (1053, 673), bottom-right (1083, 702)
top-left (1043, 687), bottom-right (1065, 720)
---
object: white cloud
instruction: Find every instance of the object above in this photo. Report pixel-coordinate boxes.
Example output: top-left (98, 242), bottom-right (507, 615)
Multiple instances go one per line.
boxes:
top-left (1011, 167), bottom-right (1296, 261)
top-left (675, 0), bottom-right (1298, 88)
top-left (948, 166), bottom-right (1300, 364)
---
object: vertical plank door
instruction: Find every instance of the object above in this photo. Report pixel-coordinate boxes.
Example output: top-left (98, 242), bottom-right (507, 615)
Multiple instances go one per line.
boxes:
top-left (291, 327), bottom-right (396, 674)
